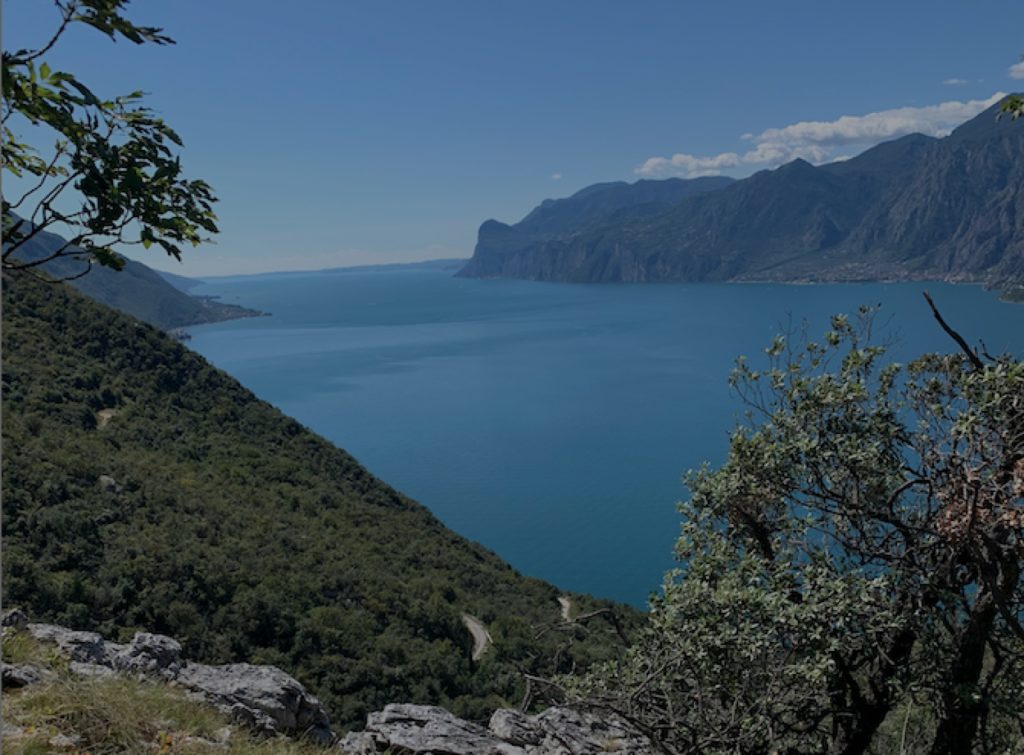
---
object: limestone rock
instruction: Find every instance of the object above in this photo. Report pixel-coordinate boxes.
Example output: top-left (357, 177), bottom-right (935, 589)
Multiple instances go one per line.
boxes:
top-left (335, 730), bottom-right (381, 755)
top-left (113, 632), bottom-right (183, 678)
top-left (177, 662), bottom-right (333, 745)
top-left (9, 616), bottom-right (653, 754)
top-left (2, 608), bottom-right (29, 631)
top-left (69, 661), bottom-right (117, 678)
top-left (342, 704), bottom-right (524, 754)
top-left (524, 707), bottom-right (654, 754)
top-left (27, 623), bottom-right (124, 666)
top-left (2, 661), bottom-right (54, 688)
top-left (488, 709), bottom-right (544, 747)
top-left (340, 704), bottom-right (656, 755)
top-left (17, 618), bottom-right (333, 745)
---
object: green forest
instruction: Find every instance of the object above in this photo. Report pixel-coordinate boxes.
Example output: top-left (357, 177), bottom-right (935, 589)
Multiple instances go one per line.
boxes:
top-left (1, 272), bottom-right (637, 729)
top-left (3, 3), bottom-right (1023, 753)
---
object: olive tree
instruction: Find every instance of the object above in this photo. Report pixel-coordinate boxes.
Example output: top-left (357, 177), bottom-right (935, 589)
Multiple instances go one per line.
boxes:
top-left (2, 0), bottom-right (217, 278)
top-left (568, 300), bottom-right (1023, 755)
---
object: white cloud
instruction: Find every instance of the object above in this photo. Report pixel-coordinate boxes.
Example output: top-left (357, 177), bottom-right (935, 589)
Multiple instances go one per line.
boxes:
top-left (943, 77), bottom-right (968, 86)
top-left (636, 93), bottom-right (1006, 178)
top-left (1010, 61), bottom-right (1024, 79)
top-left (750, 94), bottom-right (1003, 146)
top-left (551, 172), bottom-right (563, 180)
top-left (636, 151), bottom-right (740, 178)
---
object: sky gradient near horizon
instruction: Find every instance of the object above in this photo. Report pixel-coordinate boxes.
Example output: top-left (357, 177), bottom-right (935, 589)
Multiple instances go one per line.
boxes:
top-left (5, 1), bottom-right (1024, 275)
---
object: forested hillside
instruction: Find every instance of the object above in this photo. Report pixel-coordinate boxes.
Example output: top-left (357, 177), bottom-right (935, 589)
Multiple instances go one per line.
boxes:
top-left (7, 221), bottom-right (261, 330)
top-left (1, 273), bottom-right (636, 729)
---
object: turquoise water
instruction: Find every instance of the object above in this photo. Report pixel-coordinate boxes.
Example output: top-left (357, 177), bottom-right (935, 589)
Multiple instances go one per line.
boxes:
top-left (187, 271), bottom-right (1024, 607)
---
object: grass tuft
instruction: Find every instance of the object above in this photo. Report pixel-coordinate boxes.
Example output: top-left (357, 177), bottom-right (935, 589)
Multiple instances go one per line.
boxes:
top-left (1, 636), bottom-right (335, 754)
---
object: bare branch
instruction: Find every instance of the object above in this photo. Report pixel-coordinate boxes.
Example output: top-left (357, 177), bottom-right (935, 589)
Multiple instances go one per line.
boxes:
top-left (8, 1), bottom-right (77, 66)
top-left (7, 143), bottom-right (70, 211)
top-left (922, 290), bottom-right (984, 371)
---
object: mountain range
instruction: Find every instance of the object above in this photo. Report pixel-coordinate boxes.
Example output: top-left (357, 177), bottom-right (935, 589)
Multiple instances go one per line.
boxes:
top-left (459, 99), bottom-right (1024, 294)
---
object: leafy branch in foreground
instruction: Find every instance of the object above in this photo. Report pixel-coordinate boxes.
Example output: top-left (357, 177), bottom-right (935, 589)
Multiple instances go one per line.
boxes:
top-left (567, 299), bottom-right (1023, 754)
top-left (1002, 95), bottom-right (1024, 120)
top-left (2, 0), bottom-right (217, 279)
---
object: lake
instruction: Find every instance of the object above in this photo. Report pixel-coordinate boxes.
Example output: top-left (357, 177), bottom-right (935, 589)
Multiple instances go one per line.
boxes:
top-left (186, 270), bottom-right (1024, 607)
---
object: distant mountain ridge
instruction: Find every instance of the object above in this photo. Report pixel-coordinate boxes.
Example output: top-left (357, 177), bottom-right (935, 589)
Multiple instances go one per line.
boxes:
top-left (198, 258), bottom-right (470, 282)
top-left (156, 268), bottom-right (205, 292)
top-left (6, 221), bottom-right (262, 329)
top-left (459, 100), bottom-right (1024, 292)
top-left (458, 176), bottom-right (734, 279)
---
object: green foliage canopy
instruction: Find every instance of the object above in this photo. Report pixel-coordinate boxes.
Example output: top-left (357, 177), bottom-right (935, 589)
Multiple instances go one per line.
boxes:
top-left (1003, 95), bottom-right (1024, 120)
top-left (569, 306), bottom-right (1024, 754)
top-left (2, 0), bottom-right (217, 277)
top-left (1, 272), bottom-right (637, 730)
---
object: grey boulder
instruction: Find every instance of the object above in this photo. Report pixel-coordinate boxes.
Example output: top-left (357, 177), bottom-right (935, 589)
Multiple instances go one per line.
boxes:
top-left (113, 632), bottom-right (183, 678)
top-left (509, 707), bottom-right (654, 754)
top-left (177, 662), bottom-right (333, 745)
top-left (27, 623), bottom-right (124, 665)
top-left (338, 704), bottom-right (656, 755)
top-left (2, 609), bottom-right (29, 631)
top-left (338, 704), bottom-right (524, 754)
top-left (21, 620), bottom-right (332, 745)
top-left (1, 662), bottom-right (54, 688)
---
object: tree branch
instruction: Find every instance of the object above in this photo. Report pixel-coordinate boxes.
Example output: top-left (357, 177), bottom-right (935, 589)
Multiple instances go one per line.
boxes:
top-left (922, 291), bottom-right (984, 371)
top-left (10, 1), bottom-right (77, 66)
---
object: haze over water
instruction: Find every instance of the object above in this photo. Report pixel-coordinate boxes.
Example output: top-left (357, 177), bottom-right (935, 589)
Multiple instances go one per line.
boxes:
top-left (187, 270), bottom-right (1024, 606)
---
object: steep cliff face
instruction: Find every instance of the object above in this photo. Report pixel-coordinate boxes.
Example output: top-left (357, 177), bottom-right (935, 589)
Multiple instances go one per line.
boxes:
top-left (457, 176), bottom-right (734, 279)
top-left (829, 119), bottom-right (1024, 283)
top-left (460, 100), bottom-right (1024, 291)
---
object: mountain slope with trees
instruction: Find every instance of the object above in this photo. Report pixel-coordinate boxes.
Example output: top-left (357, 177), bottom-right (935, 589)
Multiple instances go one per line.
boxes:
top-left (7, 221), bottom-right (261, 329)
top-left (460, 100), bottom-right (1024, 293)
top-left (1, 273), bottom-right (636, 730)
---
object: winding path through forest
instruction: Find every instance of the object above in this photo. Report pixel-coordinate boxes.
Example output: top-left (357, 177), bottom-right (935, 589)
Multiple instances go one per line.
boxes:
top-left (460, 613), bottom-right (492, 661)
top-left (558, 595), bottom-right (575, 622)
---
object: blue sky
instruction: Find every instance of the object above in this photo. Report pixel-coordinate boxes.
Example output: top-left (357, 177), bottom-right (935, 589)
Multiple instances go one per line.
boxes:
top-left (5, 1), bottom-right (1024, 275)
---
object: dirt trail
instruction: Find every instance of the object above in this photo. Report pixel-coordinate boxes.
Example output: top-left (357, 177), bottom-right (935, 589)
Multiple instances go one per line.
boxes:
top-left (558, 595), bottom-right (575, 623)
top-left (96, 409), bottom-right (117, 428)
top-left (460, 613), bottom-right (492, 661)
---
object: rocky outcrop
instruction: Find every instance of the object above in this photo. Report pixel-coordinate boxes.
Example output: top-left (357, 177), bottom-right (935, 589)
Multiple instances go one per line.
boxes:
top-left (2, 662), bottom-right (55, 688)
top-left (2, 608), bottom-right (29, 631)
top-left (27, 623), bottom-right (125, 665)
top-left (339, 704), bottom-right (520, 754)
top-left (459, 99), bottom-right (1024, 293)
top-left (178, 662), bottom-right (333, 745)
top-left (6, 615), bottom-right (650, 753)
top-left (10, 619), bottom-right (333, 745)
top-left (112, 631), bottom-right (183, 677)
top-left (338, 703), bottom-right (656, 754)
top-left (500, 707), bottom-right (654, 753)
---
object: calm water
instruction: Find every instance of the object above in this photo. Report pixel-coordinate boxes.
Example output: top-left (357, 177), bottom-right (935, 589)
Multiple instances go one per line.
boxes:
top-left (186, 271), bottom-right (1024, 607)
